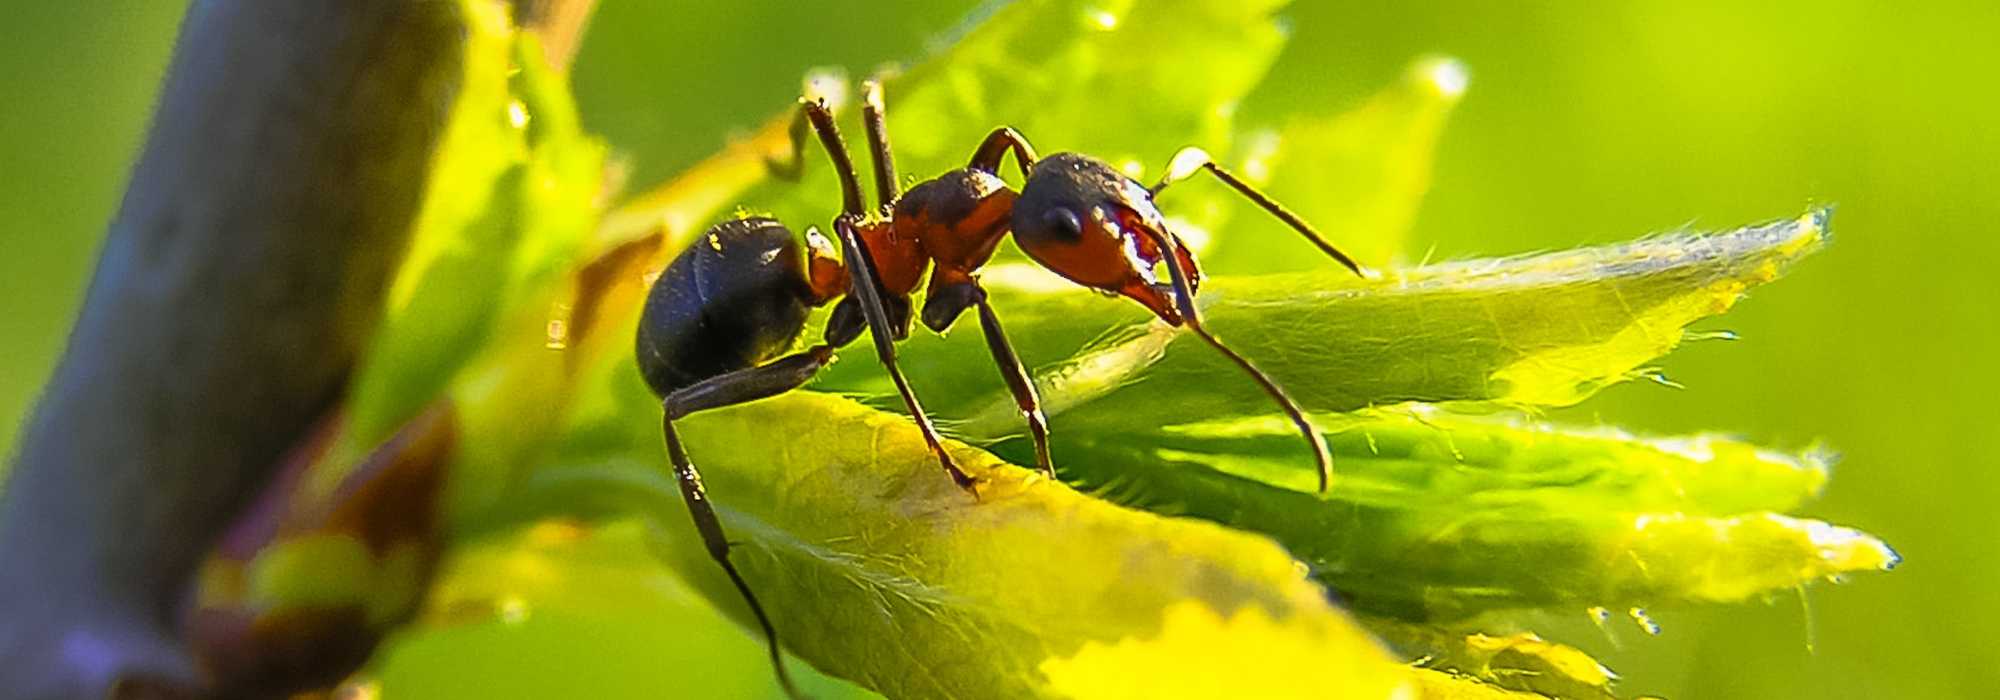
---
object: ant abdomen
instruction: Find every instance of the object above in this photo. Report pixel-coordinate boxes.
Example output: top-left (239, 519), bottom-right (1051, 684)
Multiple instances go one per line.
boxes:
top-left (636, 216), bottom-right (816, 397)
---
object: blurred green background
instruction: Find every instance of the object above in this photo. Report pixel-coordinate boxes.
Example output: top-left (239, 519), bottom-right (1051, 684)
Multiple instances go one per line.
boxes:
top-left (3, 1), bottom-right (1992, 698)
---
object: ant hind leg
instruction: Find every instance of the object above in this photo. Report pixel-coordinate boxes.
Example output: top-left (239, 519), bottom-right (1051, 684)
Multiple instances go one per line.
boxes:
top-left (657, 346), bottom-right (837, 700)
top-left (763, 104), bottom-right (812, 181)
top-left (660, 418), bottom-right (802, 699)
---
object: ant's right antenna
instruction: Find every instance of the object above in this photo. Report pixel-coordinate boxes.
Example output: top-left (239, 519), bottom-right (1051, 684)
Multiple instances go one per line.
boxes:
top-left (1131, 223), bottom-right (1337, 493)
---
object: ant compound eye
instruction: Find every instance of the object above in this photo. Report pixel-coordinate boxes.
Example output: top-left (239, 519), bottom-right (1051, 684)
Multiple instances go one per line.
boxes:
top-left (1044, 207), bottom-right (1084, 240)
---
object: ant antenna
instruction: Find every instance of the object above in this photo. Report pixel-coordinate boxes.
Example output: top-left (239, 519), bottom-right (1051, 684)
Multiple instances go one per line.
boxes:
top-left (1150, 147), bottom-right (1367, 277)
top-left (1132, 220), bottom-right (1336, 492)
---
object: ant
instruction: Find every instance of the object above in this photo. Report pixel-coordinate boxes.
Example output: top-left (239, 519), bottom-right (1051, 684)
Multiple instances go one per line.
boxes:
top-left (634, 80), bottom-right (1365, 696)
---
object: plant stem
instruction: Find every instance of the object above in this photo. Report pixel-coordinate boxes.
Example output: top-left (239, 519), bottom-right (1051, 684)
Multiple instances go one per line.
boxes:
top-left (0, 3), bottom-right (470, 697)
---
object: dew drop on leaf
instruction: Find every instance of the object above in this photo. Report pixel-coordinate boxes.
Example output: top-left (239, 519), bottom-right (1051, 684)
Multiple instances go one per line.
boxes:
top-left (1628, 607), bottom-right (1661, 636)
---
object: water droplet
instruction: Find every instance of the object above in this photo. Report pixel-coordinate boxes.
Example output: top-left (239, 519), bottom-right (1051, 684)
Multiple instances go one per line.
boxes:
top-left (506, 100), bottom-right (530, 130)
top-left (1588, 607), bottom-right (1624, 649)
top-left (1087, 9), bottom-right (1119, 30)
top-left (802, 68), bottom-right (849, 110)
top-left (1628, 607), bottom-right (1661, 635)
top-left (1239, 130), bottom-right (1281, 183)
top-left (1415, 56), bottom-right (1470, 100)
top-left (1686, 329), bottom-right (1740, 342)
top-left (1641, 370), bottom-right (1686, 390)
top-left (545, 302), bottom-right (572, 349)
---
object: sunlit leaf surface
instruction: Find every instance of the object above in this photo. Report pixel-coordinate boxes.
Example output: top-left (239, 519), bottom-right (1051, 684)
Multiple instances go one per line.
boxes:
top-left (287, 0), bottom-right (1896, 698)
top-left (835, 210), bottom-right (1830, 429)
top-left (532, 392), bottom-right (1405, 699)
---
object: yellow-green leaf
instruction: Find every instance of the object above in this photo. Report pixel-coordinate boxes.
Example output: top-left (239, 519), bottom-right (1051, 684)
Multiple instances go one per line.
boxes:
top-left (524, 387), bottom-right (1405, 699)
top-left (823, 209), bottom-right (1831, 432)
top-left (1046, 408), bottom-right (1890, 620)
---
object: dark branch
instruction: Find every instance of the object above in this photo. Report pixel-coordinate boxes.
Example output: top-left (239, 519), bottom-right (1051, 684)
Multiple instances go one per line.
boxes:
top-left (0, 2), bottom-right (469, 697)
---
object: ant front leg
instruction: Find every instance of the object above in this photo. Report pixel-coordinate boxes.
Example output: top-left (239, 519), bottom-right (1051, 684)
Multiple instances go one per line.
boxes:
top-left (832, 217), bottom-right (976, 490)
top-left (968, 127), bottom-right (1040, 179)
top-left (1150, 147), bottom-right (1368, 277)
top-left (795, 96), bottom-right (968, 489)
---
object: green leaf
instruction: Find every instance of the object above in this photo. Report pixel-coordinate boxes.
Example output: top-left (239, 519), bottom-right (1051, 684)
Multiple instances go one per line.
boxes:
top-left (815, 209), bottom-right (1829, 434)
top-left (1366, 620), bottom-right (1618, 700)
top-left (372, 520), bottom-right (873, 699)
top-left (321, 0), bottom-right (1894, 696)
top-left (1042, 408), bottom-right (1894, 620)
top-left (1406, 667), bottom-right (1560, 700)
top-left (331, 7), bottom-right (606, 490)
top-left (330, 0), bottom-right (520, 474)
top-left (513, 372), bottom-right (1408, 698)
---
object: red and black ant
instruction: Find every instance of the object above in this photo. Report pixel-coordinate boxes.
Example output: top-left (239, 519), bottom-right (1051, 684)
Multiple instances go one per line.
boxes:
top-left (634, 81), bottom-right (1364, 695)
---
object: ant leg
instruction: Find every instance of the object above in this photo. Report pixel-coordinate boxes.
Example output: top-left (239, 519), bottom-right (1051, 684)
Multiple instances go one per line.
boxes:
top-left (833, 217), bottom-right (976, 489)
top-left (1135, 223), bottom-right (1337, 493)
top-left (656, 346), bottom-right (835, 700)
top-left (859, 79), bottom-right (899, 207)
top-left (661, 420), bottom-right (799, 700)
top-left (920, 280), bottom-right (1052, 477)
top-left (1149, 147), bottom-right (1367, 277)
top-left (968, 127), bottom-right (1040, 179)
top-left (779, 92), bottom-right (899, 215)
top-left (664, 346), bottom-right (837, 420)
top-left (798, 98), bottom-right (868, 217)
top-left (825, 293), bottom-right (913, 347)
top-left (973, 289), bottom-right (1054, 478)
top-left (797, 100), bottom-right (968, 488)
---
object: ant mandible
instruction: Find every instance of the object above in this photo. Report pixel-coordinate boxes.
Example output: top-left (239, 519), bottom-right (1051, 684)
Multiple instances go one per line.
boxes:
top-left (634, 81), bottom-right (1365, 696)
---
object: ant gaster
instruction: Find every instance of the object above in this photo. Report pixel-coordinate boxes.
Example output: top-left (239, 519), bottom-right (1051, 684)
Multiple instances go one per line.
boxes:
top-left (634, 81), bottom-right (1365, 696)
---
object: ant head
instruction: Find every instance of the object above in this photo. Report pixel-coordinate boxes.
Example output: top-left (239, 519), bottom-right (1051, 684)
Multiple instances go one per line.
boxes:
top-left (1011, 153), bottom-right (1199, 324)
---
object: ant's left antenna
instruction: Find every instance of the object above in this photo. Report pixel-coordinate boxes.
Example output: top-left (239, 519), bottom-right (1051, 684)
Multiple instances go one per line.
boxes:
top-left (1151, 147), bottom-right (1368, 277)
